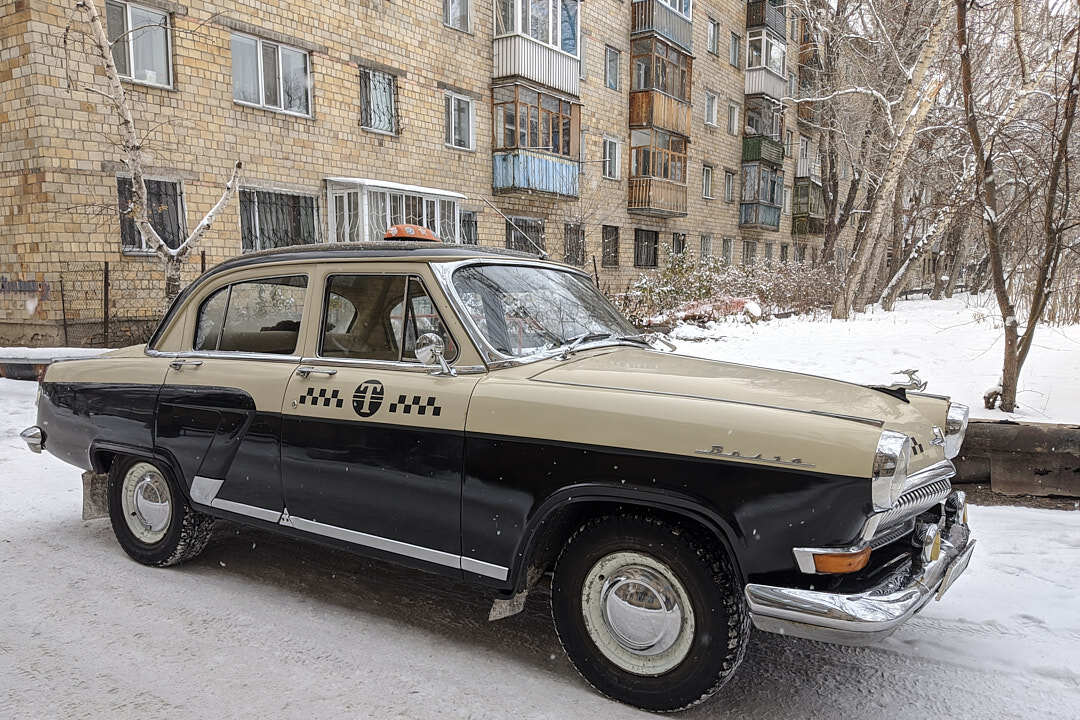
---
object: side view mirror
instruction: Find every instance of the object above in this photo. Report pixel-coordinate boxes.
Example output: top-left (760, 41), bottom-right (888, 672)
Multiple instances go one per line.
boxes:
top-left (416, 332), bottom-right (455, 376)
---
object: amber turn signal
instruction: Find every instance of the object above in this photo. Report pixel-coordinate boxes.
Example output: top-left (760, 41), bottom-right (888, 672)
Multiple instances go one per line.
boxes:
top-left (812, 546), bottom-right (872, 574)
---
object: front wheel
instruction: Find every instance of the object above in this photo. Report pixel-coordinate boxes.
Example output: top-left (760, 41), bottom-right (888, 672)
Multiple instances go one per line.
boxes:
top-left (550, 514), bottom-right (749, 712)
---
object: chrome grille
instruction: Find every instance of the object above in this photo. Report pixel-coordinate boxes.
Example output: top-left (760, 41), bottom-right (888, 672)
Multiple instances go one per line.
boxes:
top-left (877, 477), bottom-right (952, 530)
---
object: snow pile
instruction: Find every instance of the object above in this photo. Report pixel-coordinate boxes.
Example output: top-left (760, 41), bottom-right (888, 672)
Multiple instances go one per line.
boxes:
top-left (0, 346), bottom-right (108, 361)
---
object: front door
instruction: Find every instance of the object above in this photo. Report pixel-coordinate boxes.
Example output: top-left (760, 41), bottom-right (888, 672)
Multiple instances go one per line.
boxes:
top-left (280, 270), bottom-right (481, 575)
top-left (156, 273), bottom-right (310, 522)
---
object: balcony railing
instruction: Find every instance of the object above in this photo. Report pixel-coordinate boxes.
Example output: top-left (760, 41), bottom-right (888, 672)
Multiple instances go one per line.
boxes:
top-left (742, 135), bottom-right (785, 166)
top-left (793, 215), bottom-right (825, 236)
top-left (745, 67), bottom-right (787, 100)
top-left (746, 0), bottom-right (786, 37)
top-left (493, 150), bottom-right (580, 198)
top-left (796, 156), bottom-right (822, 182)
top-left (628, 176), bottom-right (688, 217)
top-left (631, 0), bottom-right (692, 52)
top-left (739, 202), bottom-right (781, 230)
top-left (493, 34), bottom-right (580, 97)
top-left (629, 90), bottom-right (692, 136)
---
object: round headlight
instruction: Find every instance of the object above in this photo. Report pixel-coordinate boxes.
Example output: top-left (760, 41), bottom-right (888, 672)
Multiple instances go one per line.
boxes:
top-left (944, 403), bottom-right (970, 459)
top-left (871, 430), bottom-right (911, 510)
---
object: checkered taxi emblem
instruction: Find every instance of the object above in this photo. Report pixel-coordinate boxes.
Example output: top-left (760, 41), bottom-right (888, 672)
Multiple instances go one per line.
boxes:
top-left (389, 394), bottom-right (441, 417)
top-left (298, 386), bottom-right (343, 408)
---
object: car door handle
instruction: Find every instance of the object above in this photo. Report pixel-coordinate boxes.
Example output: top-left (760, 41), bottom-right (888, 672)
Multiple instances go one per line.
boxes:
top-left (169, 359), bottom-right (204, 370)
top-left (296, 365), bottom-right (337, 378)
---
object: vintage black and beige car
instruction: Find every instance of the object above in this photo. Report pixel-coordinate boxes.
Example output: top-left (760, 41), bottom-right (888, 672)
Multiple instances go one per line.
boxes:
top-left (22, 240), bottom-right (975, 712)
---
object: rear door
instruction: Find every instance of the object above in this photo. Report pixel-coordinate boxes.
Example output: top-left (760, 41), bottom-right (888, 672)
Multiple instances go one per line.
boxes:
top-left (155, 271), bottom-right (312, 523)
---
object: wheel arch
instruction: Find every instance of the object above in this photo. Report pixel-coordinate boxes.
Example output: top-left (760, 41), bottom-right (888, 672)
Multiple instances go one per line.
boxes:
top-left (90, 440), bottom-right (190, 503)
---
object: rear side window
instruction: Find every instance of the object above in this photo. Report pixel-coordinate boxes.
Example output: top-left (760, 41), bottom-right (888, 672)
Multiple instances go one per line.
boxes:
top-left (194, 275), bottom-right (307, 355)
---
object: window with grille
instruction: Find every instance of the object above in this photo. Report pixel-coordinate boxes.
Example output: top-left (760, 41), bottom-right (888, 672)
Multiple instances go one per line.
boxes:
top-left (722, 237), bottom-right (733, 263)
top-left (506, 217), bottom-right (544, 253)
top-left (460, 211), bottom-right (478, 244)
top-left (780, 243), bottom-right (789, 262)
top-left (742, 240), bottom-right (757, 265)
top-left (117, 176), bottom-right (183, 252)
top-left (634, 229), bottom-right (659, 267)
top-left (564, 223), bottom-right (585, 265)
top-left (360, 68), bottom-right (398, 134)
top-left (672, 232), bottom-right (686, 255)
top-left (700, 233), bottom-right (712, 258)
top-left (240, 189), bottom-right (319, 251)
top-left (602, 225), bottom-right (619, 267)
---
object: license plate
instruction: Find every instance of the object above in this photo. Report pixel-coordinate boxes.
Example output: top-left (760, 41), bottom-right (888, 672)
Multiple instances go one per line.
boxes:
top-left (936, 540), bottom-right (976, 600)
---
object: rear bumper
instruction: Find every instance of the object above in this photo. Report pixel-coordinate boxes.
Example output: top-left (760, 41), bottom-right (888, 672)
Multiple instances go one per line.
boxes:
top-left (745, 522), bottom-right (974, 646)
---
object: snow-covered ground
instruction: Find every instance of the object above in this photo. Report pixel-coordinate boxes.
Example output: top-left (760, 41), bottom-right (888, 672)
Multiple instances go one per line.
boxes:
top-left (0, 346), bottom-right (107, 361)
top-left (669, 294), bottom-right (1080, 424)
top-left (1, 377), bottom-right (1078, 718)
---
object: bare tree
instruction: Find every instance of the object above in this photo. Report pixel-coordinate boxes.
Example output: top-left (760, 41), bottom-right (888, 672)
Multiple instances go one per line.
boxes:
top-left (64, 0), bottom-right (242, 305)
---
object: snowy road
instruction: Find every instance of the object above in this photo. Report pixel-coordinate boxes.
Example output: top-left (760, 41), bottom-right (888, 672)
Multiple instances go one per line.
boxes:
top-left (2, 377), bottom-right (1078, 719)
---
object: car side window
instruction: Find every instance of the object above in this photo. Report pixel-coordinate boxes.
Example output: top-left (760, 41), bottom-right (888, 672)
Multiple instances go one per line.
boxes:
top-left (394, 278), bottom-right (458, 362)
top-left (194, 275), bottom-right (308, 355)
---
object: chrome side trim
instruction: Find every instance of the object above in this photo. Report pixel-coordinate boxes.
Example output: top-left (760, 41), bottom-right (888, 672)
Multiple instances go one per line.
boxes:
top-left (210, 498), bottom-right (283, 523)
top-left (290, 516), bottom-right (461, 569)
top-left (189, 475), bottom-right (224, 505)
top-left (146, 348), bottom-right (303, 364)
top-left (298, 357), bottom-right (486, 375)
top-left (461, 556), bottom-right (510, 581)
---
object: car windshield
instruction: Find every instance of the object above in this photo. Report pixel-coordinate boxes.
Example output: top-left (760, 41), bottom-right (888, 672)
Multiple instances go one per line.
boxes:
top-left (451, 264), bottom-right (638, 358)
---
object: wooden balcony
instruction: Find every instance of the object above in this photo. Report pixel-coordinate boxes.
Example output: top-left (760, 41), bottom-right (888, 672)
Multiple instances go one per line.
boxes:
top-left (793, 215), bottom-right (825, 235)
top-left (745, 67), bottom-right (787, 100)
top-left (631, 0), bottom-right (692, 52)
top-left (797, 100), bottom-right (817, 126)
top-left (739, 202), bottom-right (781, 230)
top-left (493, 34), bottom-right (580, 97)
top-left (742, 135), bottom-right (785, 166)
top-left (629, 90), bottom-right (691, 136)
top-left (493, 150), bottom-right (580, 198)
top-left (628, 176), bottom-right (688, 217)
top-left (746, 0), bottom-right (787, 38)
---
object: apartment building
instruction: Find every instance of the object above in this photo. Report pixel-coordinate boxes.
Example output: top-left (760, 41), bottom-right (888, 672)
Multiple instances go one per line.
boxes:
top-left (1, 0), bottom-right (841, 345)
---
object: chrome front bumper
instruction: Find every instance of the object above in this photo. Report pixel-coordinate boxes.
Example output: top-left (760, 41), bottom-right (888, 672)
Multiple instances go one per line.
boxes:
top-left (21, 425), bottom-right (44, 453)
top-left (745, 522), bottom-right (975, 646)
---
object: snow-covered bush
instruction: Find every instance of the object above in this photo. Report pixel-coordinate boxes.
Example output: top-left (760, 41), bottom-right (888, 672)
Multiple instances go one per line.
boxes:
top-left (609, 254), bottom-right (842, 327)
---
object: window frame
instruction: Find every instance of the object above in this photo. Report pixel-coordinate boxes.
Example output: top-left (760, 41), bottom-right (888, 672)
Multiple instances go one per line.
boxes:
top-left (492, 83), bottom-right (580, 158)
top-left (723, 169), bottom-right (735, 202)
top-left (605, 45), bottom-right (621, 91)
top-left (106, 0), bottom-right (173, 88)
top-left (727, 101), bottom-right (740, 135)
top-left (601, 225), bottom-right (620, 267)
top-left (443, 0), bottom-right (471, 32)
top-left (702, 164), bottom-right (714, 199)
top-left (746, 29), bottom-right (786, 77)
top-left (729, 31), bottom-right (741, 67)
top-left (444, 91), bottom-right (476, 150)
top-left (630, 128), bottom-right (687, 184)
top-left (239, 187), bottom-right (321, 252)
top-left (721, 237), bottom-right (733, 263)
top-left (231, 31), bottom-right (312, 117)
top-left (116, 174), bottom-right (186, 255)
top-left (359, 67), bottom-right (399, 135)
top-left (707, 18), bottom-right (719, 55)
top-left (602, 137), bottom-right (622, 180)
top-left (564, 222), bottom-right (585, 266)
top-left (633, 228), bottom-right (659, 268)
top-left (191, 274), bottom-right (310, 358)
top-left (630, 36), bottom-right (693, 102)
top-left (492, 0), bottom-right (581, 59)
top-left (704, 91), bottom-right (718, 126)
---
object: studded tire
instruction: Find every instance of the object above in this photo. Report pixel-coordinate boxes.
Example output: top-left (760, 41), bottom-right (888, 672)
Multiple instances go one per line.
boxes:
top-left (550, 514), bottom-right (749, 713)
top-left (107, 455), bottom-right (214, 567)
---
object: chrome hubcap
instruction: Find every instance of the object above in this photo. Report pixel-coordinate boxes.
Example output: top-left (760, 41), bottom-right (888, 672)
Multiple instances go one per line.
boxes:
top-left (121, 463), bottom-right (172, 544)
top-left (581, 551), bottom-right (695, 676)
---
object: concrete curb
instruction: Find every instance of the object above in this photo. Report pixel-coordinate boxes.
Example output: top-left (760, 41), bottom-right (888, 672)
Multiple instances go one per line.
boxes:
top-left (954, 419), bottom-right (1080, 498)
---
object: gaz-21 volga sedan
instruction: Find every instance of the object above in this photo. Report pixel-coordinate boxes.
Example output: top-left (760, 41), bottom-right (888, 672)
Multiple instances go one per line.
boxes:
top-left (22, 238), bottom-right (974, 712)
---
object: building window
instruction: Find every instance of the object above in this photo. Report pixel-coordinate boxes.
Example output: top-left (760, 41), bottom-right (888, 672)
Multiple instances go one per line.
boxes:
top-left (729, 32), bottom-right (741, 67)
top-left (672, 232), bottom-right (687, 256)
top-left (727, 101), bottom-right (740, 135)
top-left (602, 138), bottom-right (621, 179)
top-left (785, 129), bottom-right (793, 156)
top-left (506, 217), bottom-right (544, 253)
top-left (564, 223), bottom-right (585, 265)
top-left (493, 84), bottom-right (580, 157)
top-left (722, 237), bottom-right (733, 263)
top-left (443, 0), bottom-right (469, 31)
top-left (780, 243), bottom-right (789, 262)
top-left (702, 165), bottom-right (714, 198)
top-left (742, 240), bottom-right (757, 265)
top-left (705, 92), bottom-right (718, 125)
top-left (602, 225), bottom-right (620, 266)
top-left (460, 210), bottom-right (478, 244)
top-left (788, 72), bottom-right (797, 99)
top-left (742, 163), bottom-right (785, 206)
top-left (745, 95), bottom-right (783, 138)
top-left (656, 0), bottom-right (692, 19)
top-left (106, 1), bottom-right (171, 87)
top-left (707, 18), bottom-right (719, 55)
top-left (239, 189), bottom-right (319, 252)
top-left (783, 184), bottom-right (792, 214)
top-left (444, 92), bottom-right (474, 150)
top-left (634, 229), bottom-right (659, 267)
top-left (700, 233), bottom-right (712, 258)
top-left (747, 29), bottom-right (786, 76)
top-left (231, 33), bottom-right (310, 115)
top-left (795, 242), bottom-right (807, 262)
top-left (764, 242), bottom-right (774, 262)
top-left (723, 170), bottom-right (735, 202)
top-left (790, 14), bottom-right (798, 42)
top-left (116, 177), bottom-right (183, 252)
top-left (495, 0), bottom-right (580, 56)
top-left (631, 37), bottom-right (692, 103)
top-left (605, 46), bottom-right (620, 90)
top-left (360, 68), bottom-right (398, 134)
top-left (630, 129), bottom-right (686, 184)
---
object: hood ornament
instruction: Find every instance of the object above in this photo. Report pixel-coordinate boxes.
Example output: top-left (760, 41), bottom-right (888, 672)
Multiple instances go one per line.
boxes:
top-left (889, 369), bottom-right (927, 391)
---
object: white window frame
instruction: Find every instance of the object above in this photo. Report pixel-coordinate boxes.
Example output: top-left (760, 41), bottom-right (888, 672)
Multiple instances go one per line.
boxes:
top-left (443, 0), bottom-right (471, 32)
top-left (359, 68), bottom-right (398, 135)
top-left (326, 180), bottom-right (463, 244)
top-left (723, 170), bottom-right (734, 202)
top-left (705, 91), bottom-right (718, 126)
top-left (231, 31), bottom-right (312, 117)
top-left (602, 137), bottom-right (621, 180)
top-left (444, 91), bottom-right (475, 151)
top-left (729, 32), bottom-right (741, 67)
top-left (747, 29), bottom-right (786, 77)
top-left (605, 45), bottom-right (621, 91)
top-left (656, 0), bottom-right (692, 21)
top-left (106, 1), bottom-right (173, 88)
top-left (783, 184), bottom-right (792, 215)
top-left (493, 0), bottom-right (581, 60)
top-left (702, 165), bottom-right (714, 199)
top-left (707, 18), bottom-right (719, 55)
top-left (727, 101), bottom-right (740, 135)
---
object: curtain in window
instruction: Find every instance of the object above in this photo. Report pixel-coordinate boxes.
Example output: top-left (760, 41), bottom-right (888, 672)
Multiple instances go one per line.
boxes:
top-left (128, 6), bottom-right (168, 84)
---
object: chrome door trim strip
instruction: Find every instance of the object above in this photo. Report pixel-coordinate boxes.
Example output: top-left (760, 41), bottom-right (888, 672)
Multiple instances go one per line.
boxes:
top-left (297, 357), bottom-right (486, 375)
top-left (290, 516), bottom-right (461, 569)
top-left (210, 498), bottom-right (283, 523)
top-left (460, 557), bottom-right (509, 581)
top-left (147, 348), bottom-right (303, 363)
top-left (190, 475), bottom-right (224, 505)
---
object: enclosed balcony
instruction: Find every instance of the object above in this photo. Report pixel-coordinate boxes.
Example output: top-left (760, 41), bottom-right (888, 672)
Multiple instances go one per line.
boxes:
top-left (745, 67), bottom-right (787, 100)
top-left (746, 0), bottom-right (786, 38)
top-left (739, 202), bottom-right (781, 230)
top-left (793, 179), bottom-right (824, 235)
top-left (631, 0), bottom-right (693, 53)
top-left (740, 162), bottom-right (784, 231)
top-left (742, 136), bottom-right (784, 166)
top-left (493, 150), bottom-right (580, 197)
top-left (793, 215), bottom-right (825, 235)
top-left (628, 177), bottom-right (688, 217)
top-left (493, 0), bottom-right (582, 96)
top-left (630, 90), bottom-right (692, 136)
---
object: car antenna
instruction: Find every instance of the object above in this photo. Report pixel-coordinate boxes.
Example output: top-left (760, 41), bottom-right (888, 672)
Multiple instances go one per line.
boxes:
top-left (474, 195), bottom-right (549, 260)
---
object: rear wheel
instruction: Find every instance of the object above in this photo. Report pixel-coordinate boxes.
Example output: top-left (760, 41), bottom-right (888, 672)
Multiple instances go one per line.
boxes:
top-left (550, 514), bottom-right (749, 712)
top-left (108, 456), bottom-right (213, 567)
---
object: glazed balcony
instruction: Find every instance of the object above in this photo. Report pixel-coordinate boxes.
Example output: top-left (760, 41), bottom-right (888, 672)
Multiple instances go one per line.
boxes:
top-left (742, 135), bottom-right (785, 167)
top-left (739, 202), bottom-right (781, 230)
top-left (493, 149), bottom-right (580, 198)
top-left (793, 178), bottom-right (824, 234)
top-left (745, 67), bottom-right (787, 101)
top-left (629, 90), bottom-right (692, 136)
top-left (746, 0), bottom-right (786, 37)
top-left (493, 34), bottom-right (580, 97)
top-left (793, 215), bottom-right (825, 236)
top-left (631, 0), bottom-right (692, 53)
top-left (628, 176), bottom-right (688, 217)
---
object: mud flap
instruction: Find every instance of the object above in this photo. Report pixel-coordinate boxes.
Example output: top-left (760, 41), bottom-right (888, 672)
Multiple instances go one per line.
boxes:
top-left (82, 471), bottom-right (108, 520)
